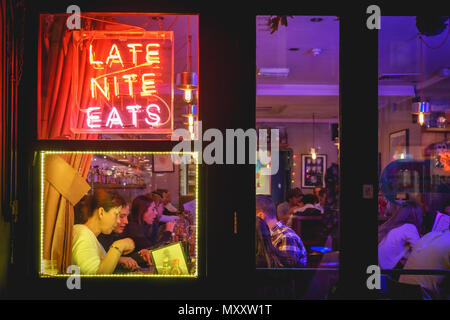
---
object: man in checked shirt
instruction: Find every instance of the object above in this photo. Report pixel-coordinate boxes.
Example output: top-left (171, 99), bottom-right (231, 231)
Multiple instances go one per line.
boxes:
top-left (256, 195), bottom-right (307, 267)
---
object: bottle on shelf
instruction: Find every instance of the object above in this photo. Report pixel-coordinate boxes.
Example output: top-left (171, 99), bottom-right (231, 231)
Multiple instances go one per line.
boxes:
top-left (161, 256), bottom-right (170, 275)
top-left (170, 259), bottom-right (183, 275)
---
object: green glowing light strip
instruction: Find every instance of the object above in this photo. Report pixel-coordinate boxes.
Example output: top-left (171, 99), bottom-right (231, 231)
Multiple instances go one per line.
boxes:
top-left (39, 150), bottom-right (199, 278)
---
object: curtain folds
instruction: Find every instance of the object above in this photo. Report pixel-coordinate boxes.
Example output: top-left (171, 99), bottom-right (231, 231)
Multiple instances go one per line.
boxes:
top-left (41, 17), bottom-right (108, 273)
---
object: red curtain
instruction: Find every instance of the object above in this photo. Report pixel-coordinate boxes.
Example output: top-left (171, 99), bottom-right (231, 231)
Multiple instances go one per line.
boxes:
top-left (40, 16), bottom-right (110, 273)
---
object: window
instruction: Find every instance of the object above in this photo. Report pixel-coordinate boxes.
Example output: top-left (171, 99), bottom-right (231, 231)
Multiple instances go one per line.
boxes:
top-left (378, 16), bottom-right (450, 299)
top-left (255, 15), bottom-right (340, 298)
top-left (38, 13), bottom-right (199, 140)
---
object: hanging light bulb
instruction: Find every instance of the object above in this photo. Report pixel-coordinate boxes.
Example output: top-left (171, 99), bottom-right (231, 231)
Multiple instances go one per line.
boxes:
top-left (176, 16), bottom-right (198, 103)
top-left (310, 113), bottom-right (317, 160)
top-left (412, 37), bottom-right (430, 126)
top-left (184, 89), bottom-right (193, 103)
top-left (418, 112), bottom-right (425, 126)
top-left (310, 147), bottom-right (317, 160)
top-left (412, 101), bottom-right (430, 126)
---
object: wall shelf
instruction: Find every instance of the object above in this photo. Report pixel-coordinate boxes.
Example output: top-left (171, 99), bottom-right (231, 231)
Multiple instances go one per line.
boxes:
top-left (421, 127), bottom-right (450, 133)
top-left (92, 183), bottom-right (146, 189)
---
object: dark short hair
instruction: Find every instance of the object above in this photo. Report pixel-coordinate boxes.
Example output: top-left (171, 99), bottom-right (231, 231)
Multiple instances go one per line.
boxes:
top-left (155, 189), bottom-right (168, 195)
top-left (256, 195), bottom-right (277, 219)
top-left (318, 188), bottom-right (327, 197)
top-left (441, 198), bottom-right (450, 212)
top-left (301, 194), bottom-right (318, 205)
top-left (75, 189), bottom-right (126, 224)
top-left (151, 190), bottom-right (164, 198)
top-left (286, 188), bottom-right (302, 201)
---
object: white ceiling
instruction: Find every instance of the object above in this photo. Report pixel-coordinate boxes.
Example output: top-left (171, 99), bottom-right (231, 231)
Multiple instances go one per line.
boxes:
top-left (256, 15), bottom-right (340, 122)
top-left (256, 15), bottom-right (450, 122)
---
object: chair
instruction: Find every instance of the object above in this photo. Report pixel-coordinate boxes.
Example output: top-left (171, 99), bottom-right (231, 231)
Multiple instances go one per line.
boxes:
top-left (382, 275), bottom-right (424, 300)
top-left (291, 216), bottom-right (327, 267)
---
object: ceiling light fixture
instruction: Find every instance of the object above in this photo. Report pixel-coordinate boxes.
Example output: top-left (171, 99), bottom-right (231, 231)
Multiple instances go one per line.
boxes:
top-left (310, 113), bottom-right (318, 160)
top-left (311, 48), bottom-right (323, 56)
top-left (257, 67), bottom-right (290, 77)
top-left (310, 17), bottom-right (323, 22)
top-left (412, 36), bottom-right (430, 126)
top-left (177, 16), bottom-right (198, 139)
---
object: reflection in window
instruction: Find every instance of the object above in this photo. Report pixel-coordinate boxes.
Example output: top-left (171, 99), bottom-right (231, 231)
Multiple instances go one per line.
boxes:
top-left (378, 16), bottom-right (450, 299)
top-left (40, 151), bottom-right (198, 277)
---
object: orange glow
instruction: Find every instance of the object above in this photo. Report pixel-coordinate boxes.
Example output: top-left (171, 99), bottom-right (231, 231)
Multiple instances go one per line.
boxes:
top-left (440, 152), bottom-right (450, 172)
top-left (418, 112), bottom-right (425, 126)
top-left (106, 44), bottom-right (124, 68)
top-left (113, 76), bottom-right (119, 97)
top-left (122, 74), bottom-right (138, 96)
top-left (127, 43), bottom-right (143, 66)
top-left (141, 73), bottom-right (157, 96)
top-left (89, 44), bottom-right (104, 69)
top-left (146, 43), bottom-right (160, 65)
top-left (184, 89), bottom-right (193, 103)
top-left (91, 77), bottom-right (110, 100)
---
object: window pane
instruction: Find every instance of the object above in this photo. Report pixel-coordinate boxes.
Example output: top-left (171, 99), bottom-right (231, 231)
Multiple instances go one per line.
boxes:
top-left (378, 16), bottom-right (450, 299)
top-left (38, 13), bottom-right (199, 140)
top-left (255, 15), bottom-right (340, 297)
top-left (40, 151), bottom-right (198, 277)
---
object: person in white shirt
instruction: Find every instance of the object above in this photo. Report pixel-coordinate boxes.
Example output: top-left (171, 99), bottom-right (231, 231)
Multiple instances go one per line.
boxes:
top-left (72, 189), bottom-right (135, 275)
top-left (399, 228), bottom-right (450, 299)
top-left (293, 194), bottom-right (322, 216)
top-left (378, 201), bottom-right (423, 270)
top-left (314, 187), bottom-right (326, 214)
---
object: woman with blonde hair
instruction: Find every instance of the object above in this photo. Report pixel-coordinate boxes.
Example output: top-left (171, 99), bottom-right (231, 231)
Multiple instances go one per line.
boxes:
top-left (378, 200), bottom-right (423, 270)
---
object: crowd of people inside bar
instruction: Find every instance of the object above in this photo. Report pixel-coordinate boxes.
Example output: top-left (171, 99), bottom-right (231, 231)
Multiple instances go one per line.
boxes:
top-left (72, 188), bottom-right (194, 275)
top-left (256, 182), bottom-right (449, 299)
top-left (256, 182), bottom-right (339, 269)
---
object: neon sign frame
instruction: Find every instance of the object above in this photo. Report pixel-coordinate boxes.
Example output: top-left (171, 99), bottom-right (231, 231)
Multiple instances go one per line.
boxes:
top-left (39, 150), bottom-right (199, 278)
top-left (71, 30), bottom-right (174, 135)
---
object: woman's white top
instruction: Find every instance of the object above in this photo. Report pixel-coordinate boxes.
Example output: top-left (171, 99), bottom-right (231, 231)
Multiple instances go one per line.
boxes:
top-left (378, 223), bottom-right (420, 269)
top-left (71, 224), bottom-right (106, 275)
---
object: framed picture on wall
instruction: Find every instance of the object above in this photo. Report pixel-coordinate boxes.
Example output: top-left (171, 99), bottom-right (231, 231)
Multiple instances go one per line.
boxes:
top-left (256, 150), bottom-right (271, 195)
top-left (301, 154), bottom-right (327, 188)
top-left (153, 154), bottom-right (175, 173)
top-left (389, 129), bottom-right (409, 161)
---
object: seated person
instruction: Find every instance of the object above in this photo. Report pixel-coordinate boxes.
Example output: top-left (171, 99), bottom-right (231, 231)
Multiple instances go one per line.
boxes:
top-left (124, 195), bottom-right (175, 251)
top-left (378, 201), bottom-right (422, 270)
top-left (156, 189), bottom-right (191, 218)
top-left (293, 194), bottom-right (322, 216)
top-left (97, 202), bottom-right (152, 271)
top-left (256, 216), bottom-right (303, 268)
top-left (150, 191), bottom-right (180, 223)
top-left (398, 227), bottom-right (450, 300)
top-left (315, 187), bottom-right (327, 214)
top-left (277, 188), bottom-right (304, 226)
top-left (72, 189), bottom-right (135, 275)
top-left (256, 195), bottom-right (307, 267)
top-left (441, 199), bottom-right (450, 215)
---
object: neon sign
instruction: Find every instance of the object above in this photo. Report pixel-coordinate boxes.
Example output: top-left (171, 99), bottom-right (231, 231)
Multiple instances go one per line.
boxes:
top-left (71, 31), bottom-right (174, 134)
